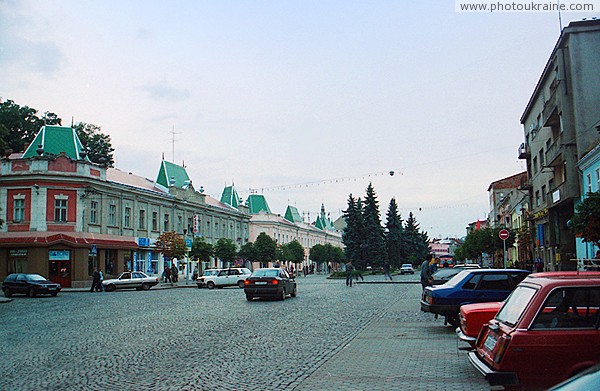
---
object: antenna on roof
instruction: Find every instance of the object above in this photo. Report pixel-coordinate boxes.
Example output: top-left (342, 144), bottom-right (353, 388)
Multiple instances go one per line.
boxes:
top-left (557, 0), bottom-right (563, 32)
top-left (71, 116), bottom-right (74, 127)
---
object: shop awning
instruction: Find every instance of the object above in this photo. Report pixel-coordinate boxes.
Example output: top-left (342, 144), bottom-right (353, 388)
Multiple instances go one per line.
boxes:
top-left (0, 232), bottom-right (139, 249)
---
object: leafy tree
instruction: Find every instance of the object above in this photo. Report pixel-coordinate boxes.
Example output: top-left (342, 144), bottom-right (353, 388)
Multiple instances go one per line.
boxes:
top-left (570, 191), bottom-right (600, 249)
top-left (0, 99), bottom-right (60, 153)
top-left (238, 242), bottom-right (257, 263)
top-left (287, 239), bottom-right (305, 264)
top-left (214, 238), bottom-right (237, 265)
top-left (310, 243), bottom-right (343, 269)
top-left (73, 122), bottom-right (115, 167)
top-left (362, 183), bottom-right (386, 266)
top-left (456, 227), bottom-right (516, 266)
top-left (190, 237), bottom-right (214, 262)
top-left (254, 232), bottom-right (277, 266)
top-left (309, 244), bottom-right (326, 265)
top-left (385, 197), bottom-right (404, 268)
top-left (0, 124), bottom-right (9, 152)
top-left (155, 231), bottom-right (187, 261)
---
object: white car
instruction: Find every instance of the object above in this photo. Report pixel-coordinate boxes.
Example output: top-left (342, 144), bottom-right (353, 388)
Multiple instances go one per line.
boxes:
top-left (102, 271), bottom-right (159, 292)
top-left (400, 264), bottom-right (415, 275)
top-left (202, 268), bottom-right (252, 289)
top-left (196, 269), bottom-right (223, 288)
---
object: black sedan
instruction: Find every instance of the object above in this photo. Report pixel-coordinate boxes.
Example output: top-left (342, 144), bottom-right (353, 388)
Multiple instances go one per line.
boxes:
top-left (2, 273), bottom-right (61, 297)
top-left (243, 268), bottom-right (297, 301)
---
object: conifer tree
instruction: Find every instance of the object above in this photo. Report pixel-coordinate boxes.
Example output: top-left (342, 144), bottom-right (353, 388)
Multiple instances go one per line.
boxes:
top-left (362, 183), bottom-right (386, 267)
top-left (342, 194), bottom-right (365, 265)
top-left (385, 197), bottom-right (404, 268)
top-left (404, 212), bottom-right (430, 263)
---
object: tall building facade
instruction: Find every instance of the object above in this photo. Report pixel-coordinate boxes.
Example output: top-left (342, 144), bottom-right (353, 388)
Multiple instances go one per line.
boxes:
top-left (519, 20), bottom-right (600, 271)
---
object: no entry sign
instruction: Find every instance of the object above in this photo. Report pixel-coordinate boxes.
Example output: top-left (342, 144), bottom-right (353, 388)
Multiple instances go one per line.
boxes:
top-left (499, 229), bottom-right (510, 240)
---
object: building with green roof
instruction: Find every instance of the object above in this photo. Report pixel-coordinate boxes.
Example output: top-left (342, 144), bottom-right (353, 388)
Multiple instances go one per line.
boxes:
top-left (221, 185), bottom-right (241, 209)
top-left (284, 205), bottom-right (303, 223)
top-left (22, 125), bottom-right (89, 161)
top-left (314, 204), bottom-right (335, 231)
top-left (246, 194), bottom-right (272, 214)
top-left (156, 160), bottom-right (191, 189)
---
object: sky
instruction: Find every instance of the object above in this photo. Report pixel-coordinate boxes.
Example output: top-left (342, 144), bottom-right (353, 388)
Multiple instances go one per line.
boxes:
top-left (1, 0), bottom-right (598, 238)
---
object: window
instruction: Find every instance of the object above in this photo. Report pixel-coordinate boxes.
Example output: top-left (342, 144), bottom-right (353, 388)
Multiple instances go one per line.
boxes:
top-left (533, 156), bottom-right (538, 174)
top-left (535, 191), bottom-right (540, 207)
top-left (532, 288), bottom-right (600, 329)
top-left (54, 198), bottom-right (68, 222)
top-left (152, 211), bottom-right (158, 231)
top-left (177, 215), bottom-right (183, 233)
top-left (477, 274), bottom-right (510, 290)
top-left (541, 185), bottom-right (547, 202)
top-left (13, 198), bottom-right (25, 222)
top-left (90, 201), bottom-right (98, 224)
top-left (587, 174), bottom-right (593, 194)
top-left (109, 204), bottom-right (117, 226)
top-left (539, 148), bottom-right (545, 168)
top-left (596, 168), bottom-right (600, 191)
top-left (124, 207), bottom-right (131, 228)
top-left (462, 274), bottom-right (482, 290)
top-left (139, 209), bottom-right (146, 230)
top-left (206, 220), bottom-right (211, 236)
top-left (164, 214), bottom-right (170, 231)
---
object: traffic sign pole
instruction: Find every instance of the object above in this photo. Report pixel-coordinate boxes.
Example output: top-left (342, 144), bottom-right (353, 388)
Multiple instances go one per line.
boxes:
top-left (498, 229), bottom-right (510, 268)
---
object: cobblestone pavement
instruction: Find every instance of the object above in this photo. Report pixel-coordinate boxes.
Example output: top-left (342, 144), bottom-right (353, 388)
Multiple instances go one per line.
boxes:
top-left (0, 274), bottom-right (489, 391)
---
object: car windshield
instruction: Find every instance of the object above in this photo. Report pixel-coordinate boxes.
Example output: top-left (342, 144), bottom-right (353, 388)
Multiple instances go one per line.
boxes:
top-left (252, 269), bottom-right (279, 277)
top-left (495, 285), bottom-right (538, 326)
top-left (401, 264), bottom-right (412, 268)
top-left (433, 268), bottom-right (460, 280)
top-left (443, 270), bottom-right (470, 287)
top-left (26, 274), bottom-right (47, 281)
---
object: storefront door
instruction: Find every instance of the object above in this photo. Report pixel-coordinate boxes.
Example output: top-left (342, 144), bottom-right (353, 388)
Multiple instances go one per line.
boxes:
top-left (49, 260), bottom-right (71, 287)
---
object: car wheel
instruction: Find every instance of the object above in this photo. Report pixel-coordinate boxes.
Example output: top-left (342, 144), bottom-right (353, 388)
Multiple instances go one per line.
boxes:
top-left (280, 288), bottom-right (286, 301)
top-left (446, 315), bottom-right (460, 327)
top-left (237, 280), bottom-right (245, 288)
top-left (197, 284), bottom-right (202, 289)
top-left (207, 281), bottom-right (215, 289)
top-left (105, 284), bottom-right (116, 292)
top-left (3, 288), bottom-right (11, 298)
top-left (245, 294), bottom-right (253, 301)
top-left (51, 292), bottom-right (58, 297)
top-left (290, 286), bottom-right (297, 298)
top-left (27, 287), bottom-right (36, 298)
top-left (141, 283), bottom-right (150, 291)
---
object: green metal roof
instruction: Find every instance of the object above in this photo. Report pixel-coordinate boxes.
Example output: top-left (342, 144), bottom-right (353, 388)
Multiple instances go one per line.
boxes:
top-left (314, 204), bottom-right (335, 230)
top-left (220, 185), bottom-right (240, 208)
top-left (284, 205), bottom-right (303, 223)
top-left (246, 194), bottom-right (272, 214)
top-left (22, 126), bottom-right (89, 161)
top-left (156, 160), bottom-right (191, 189)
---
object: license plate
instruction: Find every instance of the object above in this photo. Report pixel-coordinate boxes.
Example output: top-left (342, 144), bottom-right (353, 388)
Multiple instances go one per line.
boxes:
top-left (255, 281), bottom-right (267, 285)
top-left (49, 287), bottom-right (56, 290)
top-left (484, 333), bottom-right (498, 351)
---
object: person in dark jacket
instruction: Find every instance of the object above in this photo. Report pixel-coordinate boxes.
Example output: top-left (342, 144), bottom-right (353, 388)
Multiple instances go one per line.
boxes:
top-left (345, 261), bottom-right (354, 287)
top-left (420, 254), bottom-right (434, 290)
top-left (90, 268), bottom-right (100, 292)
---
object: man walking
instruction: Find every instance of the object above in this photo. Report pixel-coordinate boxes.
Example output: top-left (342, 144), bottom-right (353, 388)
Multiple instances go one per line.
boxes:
top-left (345, 261), bottom-right (354, 287)
top-left (383, 263), bottom-right (393, 281)
top-left (420, 254), bottom-right (434, 290)
top-left (90, 268), bottom-right (100, 292)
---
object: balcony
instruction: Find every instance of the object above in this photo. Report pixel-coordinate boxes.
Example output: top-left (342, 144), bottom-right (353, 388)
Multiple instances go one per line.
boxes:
top-left (517, 177), bottom-right (532, 191)
top-left (545, 136), bottom-right (561, 166)
top-left (518, 142), bottom-right (530, 159)
top-left (542, 90), bottom-right (559, 127)
top-left (547, 181), bottom-right (579, 208)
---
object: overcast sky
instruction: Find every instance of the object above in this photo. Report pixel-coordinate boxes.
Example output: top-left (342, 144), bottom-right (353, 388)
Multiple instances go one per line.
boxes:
top-left (1, 1), bottom-right (597, 238)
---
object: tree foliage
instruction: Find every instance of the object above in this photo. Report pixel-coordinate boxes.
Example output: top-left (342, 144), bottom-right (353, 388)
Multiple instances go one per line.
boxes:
top-left (403, 212), bottom-right (430, 263)
top-left (73, 122), bottom-right (115, 167)
top-left (238, 242), bottom-right (258, 263)
top-left (214, 238), bottom-right (237, 264)
top-left (286, 239), bottom-right (306, 264)
top-left (254, 232), bottom-right (278, 264)
top-left (310, 243), bottom-right (343, 266)
top-left (342, 194), bottom-right (365, 266)
top-left (190, 237), bottom-right (214, 262)
top-left (0, 99), bottom-right (61, 153)
top-left (455, 227), bottom-right (516, 264)
top-left (155, 231), bottom-right (187, 260)
top-left (570, 191), bottom-right (600, 249)
top-left (362, 183), bottom-right (387, 266)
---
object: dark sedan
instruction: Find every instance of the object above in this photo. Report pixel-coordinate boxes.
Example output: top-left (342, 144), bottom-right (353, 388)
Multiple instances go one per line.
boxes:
top-left (421, 269), bottom-right (529, 327)
top-left (2, 273), bottom-right (61, 297)
top-left (243, 268), bottom-right (297, 301)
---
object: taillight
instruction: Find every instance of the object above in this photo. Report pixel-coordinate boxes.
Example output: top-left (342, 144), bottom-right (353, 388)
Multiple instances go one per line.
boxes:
top-left (271, 279), bottom-right (279, 285)
top-left (244, 280), bottom-right (250, 286)
top-left (426, 295), bottom-right (434, 305)
top-left (493, 334), bottom-right (511, 364)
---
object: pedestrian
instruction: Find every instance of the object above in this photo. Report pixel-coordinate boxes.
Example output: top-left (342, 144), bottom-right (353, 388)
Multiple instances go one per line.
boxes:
top-left (164, 265), bottom-right (172, 283)
top-left (345, 261), bottom-right (354, 287)
top-left (535, 258), bottom-right (544, 273)
top-left (383, 263), bottom-right (393, 281)
top-left (90, 268), bottom-right (100, 292)
top-left (355, 266), bottom-right (364, 281)
top-left (420, 254), bottom-right (434, 290)
top-left (171, 263), bottom-right (178, 283)
top-left (192, 266), bottom-right (199, 281)
top-left (96, 268), bottom-right (104, 292)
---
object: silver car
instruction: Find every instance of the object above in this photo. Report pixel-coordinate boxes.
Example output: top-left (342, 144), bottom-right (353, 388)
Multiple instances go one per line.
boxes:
top-left (102, 271), bottom-right (159, 292)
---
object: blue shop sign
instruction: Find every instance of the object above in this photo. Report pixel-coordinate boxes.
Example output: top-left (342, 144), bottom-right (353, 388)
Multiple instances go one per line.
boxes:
top-left (138, 237), bottom-right (150, 247)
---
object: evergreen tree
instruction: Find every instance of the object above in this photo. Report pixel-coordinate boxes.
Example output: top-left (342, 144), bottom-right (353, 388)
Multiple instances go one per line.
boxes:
top-left (342, 194), bottom-right (365, 265)
top-left (362, 183), bottom-right (386, 267)
top-left (403, 212), bottom-right (429, 263)
top-left (385, 197), bottom-right (404, 268)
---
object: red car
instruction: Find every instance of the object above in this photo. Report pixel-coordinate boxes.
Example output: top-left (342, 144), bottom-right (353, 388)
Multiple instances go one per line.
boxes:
top-left (468, 272), bottom-right (600, 390)
top-left (457, 301), bottom-right (503, 348)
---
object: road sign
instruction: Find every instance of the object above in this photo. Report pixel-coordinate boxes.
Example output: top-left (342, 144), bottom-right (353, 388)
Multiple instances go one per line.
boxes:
top-left (499, 229), bottom-right (510, 240)
top-left (90, 244), bottom-right (97, 255)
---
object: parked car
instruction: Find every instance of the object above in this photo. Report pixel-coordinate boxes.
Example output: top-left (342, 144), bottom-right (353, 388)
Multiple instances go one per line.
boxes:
top-left (196, 269), bottom-right (222, 288)
top-left (431, 264), bottom-right (481, 285)
top-left (421, 269), bottom-right (529, 326)
top-left (457, 301), bottom-right (503, 348)
top-left (243, 267), bottom-right (297, 301)
top-left (2, 273), bottom-right (61, 297)
top-left (468, 271), bottom-right (600, 390)
top-left (400, 264), bottom-right (415, 275)
top-left (548, 363), bottom-right (600, 390)
top-left (201, 268), bottom-right (252, 289)
top-left (102, 271), bottom-right (159, 292)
